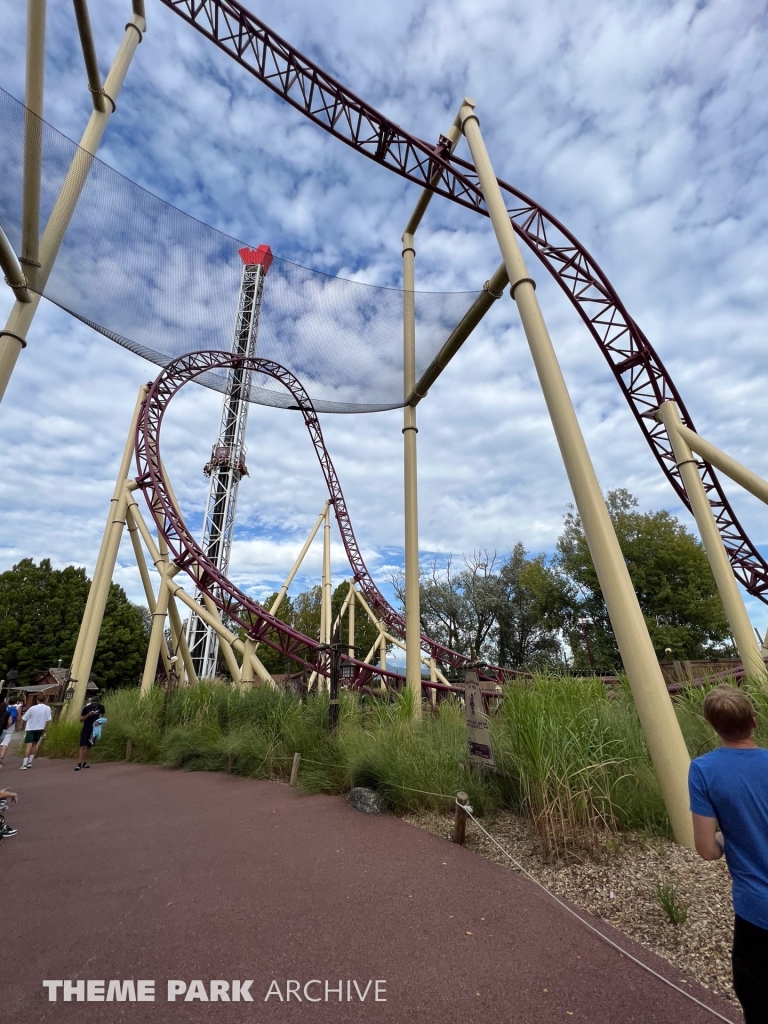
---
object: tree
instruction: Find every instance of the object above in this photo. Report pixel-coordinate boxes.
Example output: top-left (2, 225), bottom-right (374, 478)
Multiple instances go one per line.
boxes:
top-left (553, 489), bottom-right (732, 669)
top-left (388, 549), bottom-right (563, 670)
top-left (0, 558), bottom-right (149, 687)
top-left (495, 543), bottom-right (564, 669)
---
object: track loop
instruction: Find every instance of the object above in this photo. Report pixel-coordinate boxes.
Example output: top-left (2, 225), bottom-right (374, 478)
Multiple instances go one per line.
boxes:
top-left (135, 351), bottom-right (513, 688)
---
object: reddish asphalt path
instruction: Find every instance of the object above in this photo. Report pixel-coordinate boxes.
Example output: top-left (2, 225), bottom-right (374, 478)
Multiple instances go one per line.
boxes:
top-left (1, 758), bottom-right (738, 1023)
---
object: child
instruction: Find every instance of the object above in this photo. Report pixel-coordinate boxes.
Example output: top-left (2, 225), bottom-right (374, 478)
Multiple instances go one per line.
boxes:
top-left (0, 776), bottom-right (18, 839)
top-left (688, 684), bottom-right (768, 1023)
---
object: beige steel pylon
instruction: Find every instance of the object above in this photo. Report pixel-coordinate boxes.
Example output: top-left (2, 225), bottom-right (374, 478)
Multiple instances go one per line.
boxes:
top-left (459, 98), bottom-right (694, 848)
top-left (1, 3), bottom-right (146, 401)
top-left (65, 384), bottom-right (147, 721)
top-left (400, 115), bottom-right (464, 715)
top-left (658, 401), bottom-right (766, 679)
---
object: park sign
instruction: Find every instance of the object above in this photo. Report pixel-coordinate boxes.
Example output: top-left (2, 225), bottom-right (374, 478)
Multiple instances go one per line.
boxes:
top-left (464, 668), bottom-right (495, 767)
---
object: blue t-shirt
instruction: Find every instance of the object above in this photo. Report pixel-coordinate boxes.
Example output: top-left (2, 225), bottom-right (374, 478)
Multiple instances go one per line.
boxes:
top-left (688, 747), bottom-right (768, 929)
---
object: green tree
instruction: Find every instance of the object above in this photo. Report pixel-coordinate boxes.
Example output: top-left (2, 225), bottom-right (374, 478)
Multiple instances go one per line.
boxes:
top-left (0, 558), bottom-right (149, 687)
top-left (553, 489), bottom-right (732, 670)
top-left (495, 544), bottom-right (564, 669)
top-left (388, 550), bottom-right (562, 670)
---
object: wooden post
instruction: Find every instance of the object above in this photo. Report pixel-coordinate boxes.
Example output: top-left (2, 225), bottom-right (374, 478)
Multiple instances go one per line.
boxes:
top-left (289, 752), bottom-right (301, 787)
top-left (453, 791), bottom-right (469, 845)
top-left (125, 739), bottom-right (132, 761)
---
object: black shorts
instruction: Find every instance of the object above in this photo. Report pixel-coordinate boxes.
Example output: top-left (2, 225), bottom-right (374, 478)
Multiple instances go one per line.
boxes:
top-left (24, 729), bottom-right (43, 744)
top-left (79, 729), bottom-right (94, 749)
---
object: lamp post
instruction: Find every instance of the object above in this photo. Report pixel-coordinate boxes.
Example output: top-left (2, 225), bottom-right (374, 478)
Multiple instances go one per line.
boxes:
top-left (576, 617), bottom-right (595, 672)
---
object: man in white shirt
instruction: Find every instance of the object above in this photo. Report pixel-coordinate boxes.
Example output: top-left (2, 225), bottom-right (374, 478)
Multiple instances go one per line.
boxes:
top-left (20, 696), bottom-right (52, 770)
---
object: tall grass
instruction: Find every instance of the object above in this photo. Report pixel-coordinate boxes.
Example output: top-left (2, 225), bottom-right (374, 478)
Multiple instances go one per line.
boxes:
top-left (42, 675), bottom-right (767, 856)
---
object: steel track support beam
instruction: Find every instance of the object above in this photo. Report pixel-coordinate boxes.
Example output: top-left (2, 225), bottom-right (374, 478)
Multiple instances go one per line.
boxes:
top-left (460, 98), bottom-right (694, 849)
top-left (158, 536), bottom-right (197, 686)
top-left (406, 261), bottom-right (508, 406)
top-left (401, 115), bottom-right (463, 715)
top-left (202, 593), bottom-right (241, 682)
top-left (348, 581), bottom-right (355, 659)
top-left (268, 503), bottom-right (328, 619)
top-left (64, 385), bottom-right (148, 721)
top-left (658, 402), bottom-right (765, 679)
top-left (0, 226), bottom-right (31, 303)
top-left (320, 503), bottom-right (332, 690)
top-left (20, 0), bottom-right (46, 289)
top-left (125, 506), bottom-right (173, 676)
top-left (673, 421), bottom-right (768, 508)
top-left (72, 0), bottom-right (109, 112)
top-left (141, 564), bottom-right (178, 695)
top-left (240, 637), bottom-right (256, 688)
top-left (0, 8), bottom-right (145, 403)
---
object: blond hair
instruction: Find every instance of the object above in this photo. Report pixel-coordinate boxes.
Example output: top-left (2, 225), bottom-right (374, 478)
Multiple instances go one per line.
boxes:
top-left (702, 684), bottom-right (756, 741)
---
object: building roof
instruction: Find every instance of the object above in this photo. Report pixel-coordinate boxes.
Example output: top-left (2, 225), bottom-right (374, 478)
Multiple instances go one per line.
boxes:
top-left (38, 667), bottom-right (71, 685)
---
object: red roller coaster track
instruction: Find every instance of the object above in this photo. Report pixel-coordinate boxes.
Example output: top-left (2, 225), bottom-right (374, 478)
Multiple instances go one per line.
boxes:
top-left (136, 351), bottom-right (514, 687)
top-left (158, 0), bottom-right (768, 605)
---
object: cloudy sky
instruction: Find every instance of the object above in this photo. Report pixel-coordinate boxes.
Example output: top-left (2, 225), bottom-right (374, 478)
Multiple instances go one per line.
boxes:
top-left (1, 0), bottom-right (768, 645)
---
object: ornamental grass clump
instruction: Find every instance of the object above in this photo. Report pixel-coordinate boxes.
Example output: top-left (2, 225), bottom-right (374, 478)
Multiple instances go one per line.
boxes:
top-left (654, 880), bottom-right (689, 926)
top-left (494, 676), bottom-right (662, 858)
top-left (45, 672), bottom-right (740, 853)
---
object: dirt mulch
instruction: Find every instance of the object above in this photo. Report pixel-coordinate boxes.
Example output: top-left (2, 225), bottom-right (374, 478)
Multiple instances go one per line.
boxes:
top-left (402, 809), bottom-right (737, 1006)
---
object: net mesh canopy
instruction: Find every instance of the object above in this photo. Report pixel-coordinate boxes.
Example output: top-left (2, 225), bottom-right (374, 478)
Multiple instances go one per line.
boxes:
top-left (0, 89), bottom-right (480, 413)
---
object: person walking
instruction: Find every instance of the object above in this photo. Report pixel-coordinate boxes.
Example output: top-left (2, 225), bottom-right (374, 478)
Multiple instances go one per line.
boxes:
top-left (20, 695), bottom-right (52, 770)
top-left (75, 693), bottom-right (106, 771)
top-left (0, 700), bottom-right (16, 762)
top-left (689, 684), bottom-right (768, 1024)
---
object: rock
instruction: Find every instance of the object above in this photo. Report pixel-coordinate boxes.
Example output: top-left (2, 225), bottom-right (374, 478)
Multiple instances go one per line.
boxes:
top-left (347, 787), bottom-right (384, 815)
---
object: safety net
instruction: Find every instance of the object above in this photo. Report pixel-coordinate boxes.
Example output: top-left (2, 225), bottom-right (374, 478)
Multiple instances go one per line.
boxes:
top-left (0, 88), bottom-right (481, 413)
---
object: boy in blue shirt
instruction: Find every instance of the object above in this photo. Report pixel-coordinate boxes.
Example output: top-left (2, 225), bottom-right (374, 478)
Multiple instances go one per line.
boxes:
top-left (689, 684), bottom-right (768, 1024)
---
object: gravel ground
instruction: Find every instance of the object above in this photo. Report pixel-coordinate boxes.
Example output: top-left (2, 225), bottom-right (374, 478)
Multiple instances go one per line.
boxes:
top-left (402, 808), bottom-right (738, 1006)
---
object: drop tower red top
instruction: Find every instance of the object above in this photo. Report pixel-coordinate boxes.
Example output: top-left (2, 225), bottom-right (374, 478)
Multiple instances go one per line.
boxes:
top-left (238, 244), bottom-right (273, 273)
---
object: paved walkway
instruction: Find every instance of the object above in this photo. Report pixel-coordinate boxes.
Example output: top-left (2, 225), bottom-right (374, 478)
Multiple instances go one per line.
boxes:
top-left (2, 758), bottom-right (738, 1023)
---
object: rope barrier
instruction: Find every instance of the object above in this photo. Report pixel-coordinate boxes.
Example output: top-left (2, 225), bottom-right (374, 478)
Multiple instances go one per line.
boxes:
top-left (383, 784), bottom-right (456, 800)
top-left (461, 804), bottom-right (738, 1024)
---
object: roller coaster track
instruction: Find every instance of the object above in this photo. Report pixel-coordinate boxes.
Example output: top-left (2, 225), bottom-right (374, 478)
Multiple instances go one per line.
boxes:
top-left (136, 351), bottom-right (508, 685)
top-left (159, 0), bottom-right (768, 604)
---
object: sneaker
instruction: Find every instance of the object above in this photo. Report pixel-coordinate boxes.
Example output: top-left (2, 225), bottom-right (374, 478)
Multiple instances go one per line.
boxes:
top-left (1, 827), bottom-right (17, 837)
top-left (83, 763), bottom-right (91, 769)
top-left (19, 765), bottom-right (28, 770)
top-left (74, 765), bottom-right (81, 771)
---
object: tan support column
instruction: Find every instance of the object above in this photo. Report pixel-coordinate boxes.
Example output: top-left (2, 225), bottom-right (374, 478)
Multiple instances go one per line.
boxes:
top-left (348, 582), bottom-right (355, 658)
top-left (65, 386), bottom-right (147, 721)
top-left (125, 506), bottom-right (172, 677)
top-left (241, 637), bottom-right (256, 688)
top-left (322, 504), bottom-right (332, 646)
top-left (200, 594), bottom-right (240, 682)
top-left (20, 0), bottom-right (46, 290)
top-left (0, 10), bottom-right (145, 401)
top-left (402, 234), bottom-right (422, 714)
top-left (398, 118), bottom-right (462, 715)
top-left (166, 580), bottom-right (274, 687)
top-left (269, 504), bottom-right (328, 617)
top-left (673, 421), bottom-right (768, 507)
top-left (140, 564), bottom-right (178, 695)
top-left (460, 98), bottom-right (694, 848)
top-left (659, 401), bottom-right (765, 678)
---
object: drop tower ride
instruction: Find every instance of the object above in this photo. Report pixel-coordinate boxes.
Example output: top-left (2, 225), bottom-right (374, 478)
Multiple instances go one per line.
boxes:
top-left (186, 244), bottom-right (273, 678)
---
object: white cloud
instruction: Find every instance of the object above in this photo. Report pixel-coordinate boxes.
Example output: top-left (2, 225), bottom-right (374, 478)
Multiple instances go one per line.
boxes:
top-left (1, 0), bottom-right (768, 638)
